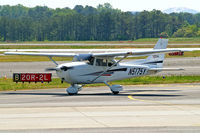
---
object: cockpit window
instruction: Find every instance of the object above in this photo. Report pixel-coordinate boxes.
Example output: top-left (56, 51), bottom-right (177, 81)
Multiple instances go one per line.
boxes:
top-left (88, 57), bottom-right (94, 65)
top-left (108, 62), bottom-right (113, 67)
top-left (95, 58), bottom-right (116, 67)
top-left (96, 59), bottom-right (106, 66)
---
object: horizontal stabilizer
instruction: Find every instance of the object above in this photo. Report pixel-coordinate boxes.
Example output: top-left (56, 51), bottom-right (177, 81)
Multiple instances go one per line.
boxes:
top-left (149, 68), bottom-right (184, 71)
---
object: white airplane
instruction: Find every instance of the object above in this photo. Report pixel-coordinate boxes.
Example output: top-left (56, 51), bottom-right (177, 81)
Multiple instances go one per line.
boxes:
top-left (4, 39), bottom-right (197, 95)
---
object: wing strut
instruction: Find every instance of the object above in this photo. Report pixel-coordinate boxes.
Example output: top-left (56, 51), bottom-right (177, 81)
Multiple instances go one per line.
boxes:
top-left (48, 56), bottom-right (58, 66)
top-left (90, 54), bottom-right (129, 83)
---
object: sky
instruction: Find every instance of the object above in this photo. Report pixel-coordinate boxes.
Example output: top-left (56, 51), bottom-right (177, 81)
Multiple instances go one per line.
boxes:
top-left (0, 0), bottom-right (199, 12)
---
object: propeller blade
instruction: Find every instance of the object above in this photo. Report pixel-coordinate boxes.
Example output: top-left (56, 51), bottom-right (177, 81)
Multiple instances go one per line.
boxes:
top-left (45, 66), bottom-right (73, 71)
top-left (45, 68), bottom-right (60, 71)
top-left (60, 66), bottom-right (73, 71)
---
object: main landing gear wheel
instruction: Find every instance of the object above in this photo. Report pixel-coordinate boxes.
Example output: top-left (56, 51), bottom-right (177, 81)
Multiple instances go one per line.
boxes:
top-left (66, 84), bottom-right (82, 95)
top-left (110, 85), bottom-right (123, 95)
top-left (66, 87), bottom-right (78, 95)
top-left (104, 82), bottom-right (123, 95)
top-left (112, 91), bottom-right (119, 95)
top-left (68, 92), bottom-right (78, 95)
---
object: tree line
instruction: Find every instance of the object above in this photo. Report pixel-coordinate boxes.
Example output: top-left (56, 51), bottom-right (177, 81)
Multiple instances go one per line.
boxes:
top-left (0, 3), bottom-right (200, 41)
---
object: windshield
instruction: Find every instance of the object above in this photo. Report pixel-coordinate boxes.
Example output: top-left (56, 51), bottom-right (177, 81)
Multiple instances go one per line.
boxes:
top-left (88, 57), bottom-right (94, 65)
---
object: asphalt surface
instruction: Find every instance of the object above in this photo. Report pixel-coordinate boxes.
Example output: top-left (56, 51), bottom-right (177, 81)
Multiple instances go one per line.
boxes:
top-left (0, 84), bottom-right (200, 132)
top-left (0, 57), bottom-right (200, 78)
top-left (1, 56), bottom-right (200, 132)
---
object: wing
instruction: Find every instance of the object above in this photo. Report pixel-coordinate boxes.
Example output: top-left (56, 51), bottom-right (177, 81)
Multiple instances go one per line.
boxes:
top-left (2, 48), bottom-right (200, 53)
top-left (92, 49), bottom-right (183, 57)
top-left (92, 48), bottom-right (200, 57)
top-left (1, 49), bottom-right (130, 52)
top-left (4, 48), bottom-right (200, 58)
top-left (4, 52), bottom-right (76, 57)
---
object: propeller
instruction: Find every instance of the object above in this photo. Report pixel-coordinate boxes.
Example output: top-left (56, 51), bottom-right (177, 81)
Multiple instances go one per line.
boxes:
top-left (45, 66), bottom-right (73, 71)
top-left (60, 66), bottom-right (73, 71)
top-left (45, 68), bottom-right (59, 71)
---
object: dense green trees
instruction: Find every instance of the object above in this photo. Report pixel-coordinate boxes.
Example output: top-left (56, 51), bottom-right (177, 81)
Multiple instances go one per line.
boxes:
top-left (173, 25), bottom-right (200, 37)
top-left (0, 4), bottom-right (200, 41)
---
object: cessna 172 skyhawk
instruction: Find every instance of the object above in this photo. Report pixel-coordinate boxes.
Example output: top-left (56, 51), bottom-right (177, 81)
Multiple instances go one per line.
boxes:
top-left (4, 39), bottom-right (198, 95)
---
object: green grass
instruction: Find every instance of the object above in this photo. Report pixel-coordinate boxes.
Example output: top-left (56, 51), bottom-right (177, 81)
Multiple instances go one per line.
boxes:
top-left (0, 55), bottom-right (73, 62)
top-left (1, 37), bottom-right (200, 44)
top-left (0, 45), bottom-right (139, 49)
top-left (0, 78), bottom-right (70, 91)
top-left (133, 37), bottom-right (200, 44)
top-left (1, 76), bottom-right (200, 91)
top-left (1, 44), bottom-right (200, 50)
top-left (113, 76), bottom-right (200, 85)
top-left (0, 40), bottom-right (136, 44)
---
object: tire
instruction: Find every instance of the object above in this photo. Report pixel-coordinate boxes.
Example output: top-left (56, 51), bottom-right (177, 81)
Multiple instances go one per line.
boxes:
top-left (68, 92), bottom-right (78, 95)
top-left (112, 91), bottom-right (119, 95)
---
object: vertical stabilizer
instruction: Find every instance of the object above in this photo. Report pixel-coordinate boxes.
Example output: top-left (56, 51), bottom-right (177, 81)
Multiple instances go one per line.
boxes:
top-left (145, 39), bottom-right (168, 68)
top-left (153, 38), bottom-right (168, 49)
top-left (126, 39), bottom-right (169, 68)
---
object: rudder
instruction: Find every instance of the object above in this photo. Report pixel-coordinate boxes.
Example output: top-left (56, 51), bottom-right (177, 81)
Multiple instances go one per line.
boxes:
top-left (145, 39), bottom-right (168, 68)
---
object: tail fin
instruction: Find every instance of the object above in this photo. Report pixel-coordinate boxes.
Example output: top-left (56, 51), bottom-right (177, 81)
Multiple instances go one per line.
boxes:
top-left (153, 38), bottom-right (168, 49)
top-left (126, 38), bottom-right (168, 67)
top-left (145, 39), bottom-right (168, 68)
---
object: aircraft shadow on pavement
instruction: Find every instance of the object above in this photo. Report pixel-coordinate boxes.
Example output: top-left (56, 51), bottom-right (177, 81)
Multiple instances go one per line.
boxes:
top-left (1, 89), bottom-right (183, 97)
top-left (1, 92), bottom-right (130, 96)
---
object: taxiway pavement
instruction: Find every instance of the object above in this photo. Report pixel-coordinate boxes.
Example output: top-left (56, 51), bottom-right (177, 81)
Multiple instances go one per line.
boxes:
top-left (0, 84), bottom-right (200, 132)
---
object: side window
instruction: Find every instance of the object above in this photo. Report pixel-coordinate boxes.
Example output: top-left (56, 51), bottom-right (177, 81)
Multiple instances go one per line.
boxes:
top-left (108, 62), bottom-right (113, 67)
top-left (96, 59), bottom-right (107, 66)
top-left (96, 59), bottom-right (102, 66)
top-left (102, 59), bottom-right (107, 66)
top-left (108, 60), bottom-right (116, 67)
